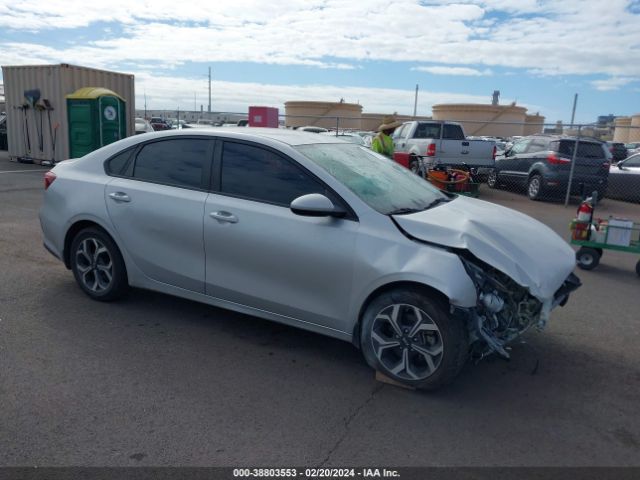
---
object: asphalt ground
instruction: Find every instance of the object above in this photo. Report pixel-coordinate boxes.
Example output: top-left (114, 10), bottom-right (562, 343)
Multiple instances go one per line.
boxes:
top-left (1, 151), bottom-right (639, 467)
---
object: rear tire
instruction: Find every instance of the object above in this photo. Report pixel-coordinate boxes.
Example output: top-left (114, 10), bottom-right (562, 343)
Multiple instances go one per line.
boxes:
top-left (527, 174), bottom-right (544, 201)
top-left (360, 288), bottom-right (468, 390)
top-left (576, 247), bottom-right (600, 271)
top-left (409, 157), bottom-right (420, 176)
top-left (487, 170), bottom-right (498, 189)
top-left (70, 227), bottom-right (128, 301)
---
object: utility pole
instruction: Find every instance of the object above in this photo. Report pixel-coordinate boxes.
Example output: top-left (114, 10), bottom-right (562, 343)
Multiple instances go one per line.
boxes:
top-left (413, 84), bottom-right (419, 117)
top-left (208, 67), bottom-right (211, 114)
top-left (144, 91), bottom-right (147, 119)
top-left (570, 93), bottom-right (578, 126)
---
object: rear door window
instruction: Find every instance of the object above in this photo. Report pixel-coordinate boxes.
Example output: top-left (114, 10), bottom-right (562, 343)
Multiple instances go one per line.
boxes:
top-left (442, 124), bottom-right (465, 140)
top-left (413, 123), bottom-right (441, 139)
top-left (132, 138), bottom-right (212, 189)
top-left (220, 141), bottom-right (325, 206)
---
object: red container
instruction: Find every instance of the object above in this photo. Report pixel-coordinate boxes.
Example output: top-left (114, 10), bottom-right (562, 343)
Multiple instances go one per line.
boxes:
top-left (248, 106), bottom-right (279, 128)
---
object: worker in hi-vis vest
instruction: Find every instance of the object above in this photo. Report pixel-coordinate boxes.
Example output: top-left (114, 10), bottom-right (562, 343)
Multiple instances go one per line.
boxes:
top-left (371, 116), bottom-right (402, 159)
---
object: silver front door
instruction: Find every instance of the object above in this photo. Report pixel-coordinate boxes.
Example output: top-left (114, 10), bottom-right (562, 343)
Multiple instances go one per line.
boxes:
top-left (204, 194), bottom-right (358, 332)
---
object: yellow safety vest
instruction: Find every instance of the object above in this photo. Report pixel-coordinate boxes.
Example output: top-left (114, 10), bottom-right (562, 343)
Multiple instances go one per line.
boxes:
top-left (372, 133), bottom-right (394, 158)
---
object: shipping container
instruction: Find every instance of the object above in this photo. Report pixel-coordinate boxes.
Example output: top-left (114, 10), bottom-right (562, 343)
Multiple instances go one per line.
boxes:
top-left (1, 63), bottom-right (135, 163)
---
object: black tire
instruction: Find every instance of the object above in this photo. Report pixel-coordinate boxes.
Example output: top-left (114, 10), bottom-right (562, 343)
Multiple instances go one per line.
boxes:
top-left (70, 227), bottom-right (128, 301)
top-left (527, 174), bottom-right (545, 201)
top-left (487, 169), bottom-right (498, 189)
top-left (360, 288), bottom-right (468, 390)
top-left (636, 259), bottom-right (640, 277)
top-left (409, 157), bottom-right (420, 175)
top-left (576, 247), bottom-right (600, 271)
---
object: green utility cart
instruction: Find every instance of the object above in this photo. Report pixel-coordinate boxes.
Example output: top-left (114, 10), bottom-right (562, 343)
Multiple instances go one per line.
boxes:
top-left (67, 87), bottom-right (126, 158)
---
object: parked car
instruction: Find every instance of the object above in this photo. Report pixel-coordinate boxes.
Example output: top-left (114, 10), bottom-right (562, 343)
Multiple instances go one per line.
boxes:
top-left (488, 135), bottom-right (610, 201)
top-left (392, 121), bottom-right (496, 174)
top-left (150, 117), bottom-right (171, 131)
top-left (625, 142), bottom-right (640, 155)
top-left (606, 141), bottom-right (628, 162)
top-left (0, 114), bottom-right (7, 150)
top-left (39, 129), bottom-right (580, 390)
top-left (134, 118), bottom-right (153, 135)
top-left (320, 131), bottom-right (365, 145)
top-left (297, 126), bottom-right (329, 133)
top-left (606, 152), bottom-right (640, 203)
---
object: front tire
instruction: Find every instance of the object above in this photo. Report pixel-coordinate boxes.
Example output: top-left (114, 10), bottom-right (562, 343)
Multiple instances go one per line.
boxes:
top-left (360, 288), bottom-right (467, 390)
top-left (70, 227), bottom-right (128, 301)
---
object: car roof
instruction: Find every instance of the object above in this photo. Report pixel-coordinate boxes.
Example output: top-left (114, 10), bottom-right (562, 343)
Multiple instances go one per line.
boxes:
top-left (126, 127), bottom-right (347, 146)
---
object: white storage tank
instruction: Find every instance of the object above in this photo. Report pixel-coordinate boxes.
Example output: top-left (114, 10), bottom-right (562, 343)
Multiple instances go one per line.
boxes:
top-left (432, 103), bottom-right (527, 138)
top-left (629, 114), bottom-right (640, 143)
top-left (1, 63), bottom-right (135, 163)
top-left (613, 117), bottom-right (631, 143)
top-left (284, 101), bottom-right (363, 130)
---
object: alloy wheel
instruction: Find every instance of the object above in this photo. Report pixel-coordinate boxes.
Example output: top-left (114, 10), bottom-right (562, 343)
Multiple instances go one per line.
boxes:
top-left (75, 237), bottom-right (113, 293)
top-left (371, 303), bottom-right (444, 381)
top-left (528, 177), bottom-right (540, 198)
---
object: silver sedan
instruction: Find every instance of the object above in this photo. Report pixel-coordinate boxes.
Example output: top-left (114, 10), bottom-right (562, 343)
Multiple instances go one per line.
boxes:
top-left (40, 129), bottom-right (580, 389)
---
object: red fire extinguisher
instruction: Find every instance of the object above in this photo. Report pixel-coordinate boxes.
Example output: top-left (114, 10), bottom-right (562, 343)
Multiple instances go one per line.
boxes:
top-left (574, 198), bottom-right (594, 240)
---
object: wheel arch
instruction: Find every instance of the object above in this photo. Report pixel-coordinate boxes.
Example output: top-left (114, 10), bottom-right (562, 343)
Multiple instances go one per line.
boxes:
top-left (63, 219), bottom-right (121, 269)
top-left (351, 281), bottom-right (451, 348)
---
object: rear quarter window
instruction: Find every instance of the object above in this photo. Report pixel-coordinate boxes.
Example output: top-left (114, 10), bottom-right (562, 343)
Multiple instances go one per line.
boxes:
top-left (555, 141), bottom-right (605, 159)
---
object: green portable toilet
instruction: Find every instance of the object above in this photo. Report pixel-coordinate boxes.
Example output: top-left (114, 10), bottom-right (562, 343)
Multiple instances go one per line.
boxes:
top-left (67, 87), bottom-right (126, 158)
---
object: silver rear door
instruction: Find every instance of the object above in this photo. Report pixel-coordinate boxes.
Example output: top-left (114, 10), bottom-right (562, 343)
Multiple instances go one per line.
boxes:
top-left (105, 137), bottom-right (214, 293)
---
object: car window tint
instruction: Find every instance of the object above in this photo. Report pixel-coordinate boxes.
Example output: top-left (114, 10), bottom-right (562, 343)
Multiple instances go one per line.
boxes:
top-left (414, 123), bottom-right (441, 139)
top-left (106, 148), bottom-right (133, 175)
top-left (442, 124), bottom-right (465, 140)
top-left (221, 142), bottom-right (324, 206)
top-left (557, 141), bottom-right (605, 159)
top-left (133, 138), bottom-right (209, 189)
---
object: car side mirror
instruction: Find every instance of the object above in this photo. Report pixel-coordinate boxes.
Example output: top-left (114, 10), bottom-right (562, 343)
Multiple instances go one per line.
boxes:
top-left (290, 194), bottom-right (346, 218)
top-left (504, 149), bottom-right (512, 157)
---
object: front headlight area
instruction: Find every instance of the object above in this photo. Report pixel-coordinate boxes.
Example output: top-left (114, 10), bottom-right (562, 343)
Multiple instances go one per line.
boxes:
top-left (459, 253), bottom-right (542, 360)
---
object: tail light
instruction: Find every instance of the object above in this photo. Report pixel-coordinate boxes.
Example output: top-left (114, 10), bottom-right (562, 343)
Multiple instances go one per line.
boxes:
top-left (547, 153), bottom-right (571, 165)
top-left (426, 143), bottom-right (436, 157)
top-left (602, 161), bottom-right (611, 168)
top-left (44, 171), bottom-right (57, 190)
top-left (492, 145), bottom-right (497, 160)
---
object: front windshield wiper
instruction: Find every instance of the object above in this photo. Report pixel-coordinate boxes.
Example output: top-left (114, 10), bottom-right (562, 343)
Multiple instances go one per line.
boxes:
top-left (387, 207), bottom-right (424, 215)
top-left (387, 197), bottom-right (451, 216)
top-left (424, 197), bottom-right (451, 209)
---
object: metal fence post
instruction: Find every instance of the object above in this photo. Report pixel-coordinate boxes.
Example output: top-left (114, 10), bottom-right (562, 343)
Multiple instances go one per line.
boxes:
top-left (336, 116), bottom-right (339, 135)
top-left (564, 125), bottom-right (581, 207)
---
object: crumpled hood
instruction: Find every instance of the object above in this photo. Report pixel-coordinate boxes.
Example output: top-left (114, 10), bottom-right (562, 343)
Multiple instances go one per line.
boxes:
top-left (392, 196), bottom-right (576, 301)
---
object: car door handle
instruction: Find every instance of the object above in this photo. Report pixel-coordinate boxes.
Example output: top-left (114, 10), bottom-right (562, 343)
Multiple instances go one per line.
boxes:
top-left (108, 192), bottom-right (131, 203)
top-left (209, 211), bottom-right (238, 224)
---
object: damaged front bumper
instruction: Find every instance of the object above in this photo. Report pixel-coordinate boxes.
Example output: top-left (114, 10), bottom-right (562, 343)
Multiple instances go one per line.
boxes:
top-left (457, 255), bottom-right (581, 359)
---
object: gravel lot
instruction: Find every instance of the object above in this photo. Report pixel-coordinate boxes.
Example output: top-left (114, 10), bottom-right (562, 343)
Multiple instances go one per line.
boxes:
top-left (1, 151), bottom-right (639, 467)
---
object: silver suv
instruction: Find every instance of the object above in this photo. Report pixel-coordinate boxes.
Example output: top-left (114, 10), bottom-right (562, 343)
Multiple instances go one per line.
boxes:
top-left (40, 129), bottom-right (580, 389)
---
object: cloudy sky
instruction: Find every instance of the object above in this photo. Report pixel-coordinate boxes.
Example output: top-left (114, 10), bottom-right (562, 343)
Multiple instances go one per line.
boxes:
top-left (1, 0), bottom-right (639, 123)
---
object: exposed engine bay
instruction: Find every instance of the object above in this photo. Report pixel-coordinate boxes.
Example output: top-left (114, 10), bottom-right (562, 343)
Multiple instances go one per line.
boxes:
top-left (458, 252), bottom-right (580, 359)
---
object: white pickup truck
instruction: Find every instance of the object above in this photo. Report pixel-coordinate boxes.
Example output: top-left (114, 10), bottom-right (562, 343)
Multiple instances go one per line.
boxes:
top-left (392, 121), bottom-right (496, 173)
